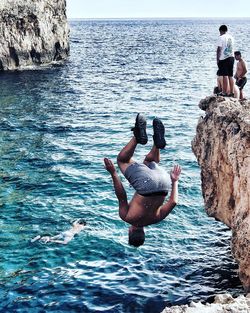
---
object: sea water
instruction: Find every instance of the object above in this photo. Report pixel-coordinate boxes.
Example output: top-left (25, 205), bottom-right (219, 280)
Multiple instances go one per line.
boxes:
top-left (0, 19), bottom-right (249, 313)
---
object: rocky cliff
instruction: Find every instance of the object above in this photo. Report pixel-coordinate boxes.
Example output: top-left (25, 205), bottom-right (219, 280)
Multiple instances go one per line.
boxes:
top-left (0, 0), bottom-right (69, 70)
top-left (162, 293), bottom-right (250, 313)
top-left (192, 96), bottom-right (250, 291)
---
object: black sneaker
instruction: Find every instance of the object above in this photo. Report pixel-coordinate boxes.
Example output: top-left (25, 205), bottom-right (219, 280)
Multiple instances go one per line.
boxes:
top-left (153, 118), bottom-right (166, 149)
top-left (131, 113), bottom-right (148, 145)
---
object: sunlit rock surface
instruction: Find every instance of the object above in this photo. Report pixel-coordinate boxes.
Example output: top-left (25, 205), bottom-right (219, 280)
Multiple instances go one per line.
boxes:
top-left (0, 0), bottom-right (69, 70)
top-left (191, 96), bottom-right (250, 291)
top-left (162, 293), bottom-right (250, 313)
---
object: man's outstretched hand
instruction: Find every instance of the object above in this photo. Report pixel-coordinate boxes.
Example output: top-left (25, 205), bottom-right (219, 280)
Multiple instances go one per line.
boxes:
top-left (104, 158), bottom-right (116, 175)
top-left (170, 164), bottom-right (181, 182)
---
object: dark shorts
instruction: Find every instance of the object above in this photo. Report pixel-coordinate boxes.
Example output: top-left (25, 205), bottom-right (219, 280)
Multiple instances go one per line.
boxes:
top-left (216, 69), bottom-right (222, 76)
top-left (236, 77), bottom-right (247, 90)
top-left (218, 57), bottom-right (234, 77)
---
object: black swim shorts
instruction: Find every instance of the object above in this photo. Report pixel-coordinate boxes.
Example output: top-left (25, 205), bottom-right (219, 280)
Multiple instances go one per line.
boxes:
top-left (236, 77), bottom-right (247, 90)
top-left (218, 56), bottom-right (234, 77)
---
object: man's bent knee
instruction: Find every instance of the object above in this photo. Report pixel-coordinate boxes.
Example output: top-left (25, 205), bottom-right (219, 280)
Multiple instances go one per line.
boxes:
top-left (117, 152), bottom-right (132, 164)
top-left (117, 156), bottom-right (134, 175)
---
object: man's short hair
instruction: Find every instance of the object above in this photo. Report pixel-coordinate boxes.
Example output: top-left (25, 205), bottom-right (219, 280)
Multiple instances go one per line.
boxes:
top-left (74, 219), bottom-right (86, 225)
top-left (234, 51), bottom-right (241, 56)
top-left (219, 25), bottom-right (228, 32)
top-left (128, 229), bottom-right (145, 247)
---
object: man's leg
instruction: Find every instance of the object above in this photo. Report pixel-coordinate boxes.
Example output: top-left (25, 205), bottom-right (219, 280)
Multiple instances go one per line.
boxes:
top-left (143, 144), bottom-right (160, 165)
top-left (117, 114), bottom-right (148, 175)
top-left (240, 88), bottom-right (243, 100)
top-left (217, 76), bottom-right (223, 92)
top-left (228, 76), bottom-right (235, 94)
top-left (222, 76), bottom-right (229, 93)
top-left (143, 117), bottom-right (166, 165)
top-left (117, 137), bottom-right (137, 175)
top-left (228, 57), bottom-right (235, 95)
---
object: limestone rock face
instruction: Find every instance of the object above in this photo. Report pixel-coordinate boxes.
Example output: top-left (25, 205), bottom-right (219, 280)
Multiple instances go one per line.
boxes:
top-left (161, 293), bottom-right (250, 313)
top-left (192, 96), bottom-right (250, 291)
top-left (0, 0), bottom-right (69, 70)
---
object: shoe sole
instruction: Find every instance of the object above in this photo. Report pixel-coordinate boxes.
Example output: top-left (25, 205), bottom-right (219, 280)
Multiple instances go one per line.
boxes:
top-left (153, 118), bottom-right (166, 149)
top-left (132, 113), bottom-right (148, 145)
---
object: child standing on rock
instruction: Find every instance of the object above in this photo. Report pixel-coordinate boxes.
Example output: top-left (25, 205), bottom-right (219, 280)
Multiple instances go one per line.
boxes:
top-left (234, 51), bottom-right (248, 100)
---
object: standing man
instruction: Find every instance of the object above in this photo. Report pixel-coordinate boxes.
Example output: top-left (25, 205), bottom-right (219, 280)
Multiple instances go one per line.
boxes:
top-left (104, 114), bottom-right (181, 247)
top-left (216, 25), bottom-right (235, 97)
top-left (234, 51), bottom-right (248, 100)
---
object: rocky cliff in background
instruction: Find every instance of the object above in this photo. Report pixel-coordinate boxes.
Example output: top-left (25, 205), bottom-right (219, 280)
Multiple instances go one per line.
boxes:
top-left (0, 0), bottom-right (69, 70)
top-left (192, 96), bottom-right (250, 291)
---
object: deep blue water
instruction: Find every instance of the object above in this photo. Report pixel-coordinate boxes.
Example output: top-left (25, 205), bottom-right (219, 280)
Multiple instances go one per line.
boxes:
top-left (0, 19), bottom-right (249, 313)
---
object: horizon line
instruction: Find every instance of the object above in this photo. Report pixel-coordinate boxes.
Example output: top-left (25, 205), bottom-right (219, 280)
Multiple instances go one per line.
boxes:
top-left (68, 16), bottom-right (250, 20)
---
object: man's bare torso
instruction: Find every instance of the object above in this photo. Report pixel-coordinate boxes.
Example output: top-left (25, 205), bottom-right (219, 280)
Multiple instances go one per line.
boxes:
top-left (125, 193), bottom-right (166, 227)
top-left (236, 59), bottom-right (247, 78)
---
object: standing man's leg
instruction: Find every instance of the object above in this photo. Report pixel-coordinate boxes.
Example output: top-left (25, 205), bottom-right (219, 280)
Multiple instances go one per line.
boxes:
top-left (217, 76), bottom-right (223, 92)
top-left (229, 77), bottom-right (235, 95)
top-left (228, 56), bottom-right (235, 95)
top-left (240, 89), bottom-right (243, 100)
top-left (239, 87), bottom-right (244, 100)
top-left (238, 78), bottom-right (247, 100)
top-left (221, 59), bottom-right (228, 93)
top-left (222, 76), bottom-right (229, 94)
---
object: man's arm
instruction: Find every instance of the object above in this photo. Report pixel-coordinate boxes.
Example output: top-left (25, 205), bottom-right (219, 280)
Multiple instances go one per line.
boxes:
top-left (104, 158), bottom-right (129, 221)
top-left (156, 165), bottom-right (181, 222)
top-left (48, 239), bottom-right (69, 244)
top-left (217, 46), bottom-right (221, 65)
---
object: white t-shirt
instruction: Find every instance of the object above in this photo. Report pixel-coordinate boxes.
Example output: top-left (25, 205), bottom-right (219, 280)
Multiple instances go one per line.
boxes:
top-left (217, 33), bottom-right (234, 60)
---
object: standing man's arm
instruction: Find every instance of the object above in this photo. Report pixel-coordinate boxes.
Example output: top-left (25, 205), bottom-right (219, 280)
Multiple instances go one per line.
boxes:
top-left (217, 46), bottom-right (221, 65)
top-left (104, 158), bottom-right (129, 221)
top-left (156, 165), bottom-right (181, 221)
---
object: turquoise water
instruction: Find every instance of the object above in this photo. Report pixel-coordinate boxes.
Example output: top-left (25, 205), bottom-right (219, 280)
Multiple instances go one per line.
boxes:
top-left (0, 19), bottom-right (248, 312)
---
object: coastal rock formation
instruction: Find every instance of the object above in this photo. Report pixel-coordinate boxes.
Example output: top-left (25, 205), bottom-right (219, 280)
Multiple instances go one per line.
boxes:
top-left (161, 293), bottom-right (250, 313)
top-left (192, 96), bottom-right (250, 291)
top-left (0, 0), bottom-right (69, 70)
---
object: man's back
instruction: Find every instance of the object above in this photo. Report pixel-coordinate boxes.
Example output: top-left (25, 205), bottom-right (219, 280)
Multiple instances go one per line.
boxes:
top-left (218, 33), bottom-right (234, 60)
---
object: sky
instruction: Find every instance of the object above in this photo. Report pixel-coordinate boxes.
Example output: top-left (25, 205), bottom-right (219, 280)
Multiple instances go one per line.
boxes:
top-left (67, 0), bottom-right (250, 19)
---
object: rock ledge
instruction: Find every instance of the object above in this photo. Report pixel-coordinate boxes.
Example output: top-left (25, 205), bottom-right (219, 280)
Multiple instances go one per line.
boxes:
top-left (192, 96), bottom-right (250, 290)
top-left (162, 293), bottom-right (250, 313)
top-left (0, 0), bottom-right (69, 70)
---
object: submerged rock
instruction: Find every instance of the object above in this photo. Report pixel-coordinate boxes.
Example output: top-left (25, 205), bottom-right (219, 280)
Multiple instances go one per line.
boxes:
top-left (191, 96), bottom-right (250, 291)
top-left (162, 293), bottom-right (250, 312)
top-left (0, 0), bottom-right (69, 70)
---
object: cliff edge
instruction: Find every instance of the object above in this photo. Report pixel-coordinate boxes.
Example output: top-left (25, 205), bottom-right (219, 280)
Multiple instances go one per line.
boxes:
top-left (192, 95), bottom-right (250, 291)
top-left (0, 0), bottom-right (69, 70)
